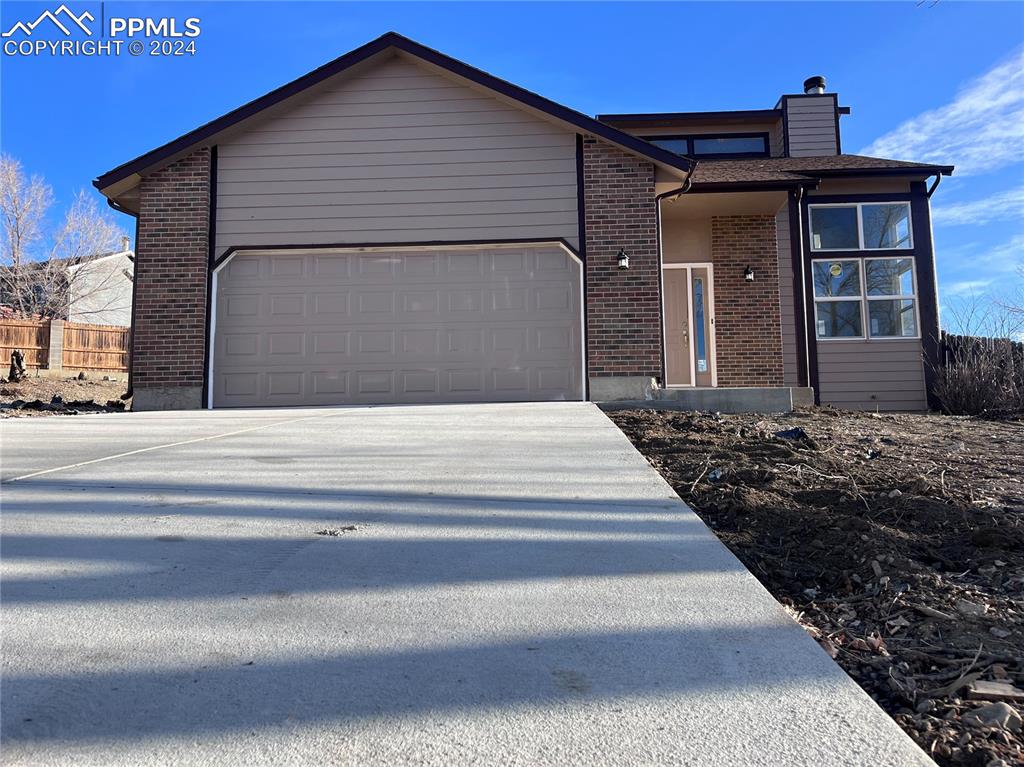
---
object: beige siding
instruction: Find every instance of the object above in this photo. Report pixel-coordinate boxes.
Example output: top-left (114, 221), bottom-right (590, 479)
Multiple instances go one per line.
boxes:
top-left (769, 121), bottom-right (785, 158)
top-left (784, 96), bottom-right (837, 157)
top-left (817, 339), bottom-right (927, 411)
top-left (215, 55), bottom-right (578, 256)
top-left (775, 207), bottom-right (798, 385)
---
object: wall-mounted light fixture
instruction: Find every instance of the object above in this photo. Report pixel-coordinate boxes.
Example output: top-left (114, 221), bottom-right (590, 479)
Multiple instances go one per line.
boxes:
top-left (617, 249), bottom-right (630, 270)
top-left (744, 266), bottom-right (755, 282)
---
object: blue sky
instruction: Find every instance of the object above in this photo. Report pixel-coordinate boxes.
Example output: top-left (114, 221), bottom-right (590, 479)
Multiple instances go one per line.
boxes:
top-left (2, 1), bottom-right (1022, 327)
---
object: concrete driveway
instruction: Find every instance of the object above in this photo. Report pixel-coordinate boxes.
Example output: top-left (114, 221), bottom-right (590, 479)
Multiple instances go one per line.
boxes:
top-left (0, 403), bottom-right (929, 766)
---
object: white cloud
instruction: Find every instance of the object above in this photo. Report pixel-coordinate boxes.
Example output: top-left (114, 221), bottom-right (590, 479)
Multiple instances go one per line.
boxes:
top-left (942, 279), bottom-right (993, 297)
top-left (860, 48), bottom-right (1024, 175)
top-left (932, 186), bottom-right (1024, 225)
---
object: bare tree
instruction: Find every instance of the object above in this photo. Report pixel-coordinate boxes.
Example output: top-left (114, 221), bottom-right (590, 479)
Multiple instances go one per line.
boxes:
top-left (0, 155), bottom-right (128, 321)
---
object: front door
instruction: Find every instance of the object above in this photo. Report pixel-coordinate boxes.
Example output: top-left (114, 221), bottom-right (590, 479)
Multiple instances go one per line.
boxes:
top-left (663, 265), bottom-right (715, 387)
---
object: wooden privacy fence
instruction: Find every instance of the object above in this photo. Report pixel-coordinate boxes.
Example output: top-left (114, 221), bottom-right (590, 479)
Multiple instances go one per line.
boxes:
top-left (0, 319), bottom-right (50, 369)
top-left (0, 318), bottom-right (130, 374)
top-left (940, 332), bottom-right (1024, 373)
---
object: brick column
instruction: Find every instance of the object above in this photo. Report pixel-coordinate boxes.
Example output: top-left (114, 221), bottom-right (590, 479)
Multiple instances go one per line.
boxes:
top-left (581, 137), bottom-right (661, 399)
top-left (710, 215), bottom-right (784, 386)
top-left (132, 148), bottom-right (211, 410)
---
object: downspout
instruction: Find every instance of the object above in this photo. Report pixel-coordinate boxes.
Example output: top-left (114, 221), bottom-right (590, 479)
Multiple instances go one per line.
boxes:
top-left (654, 163), bottom-right (697, 389)
top-left (107, 197), bottom-right (139, 400)
top-left (926, 173), bottom-right (942, 198)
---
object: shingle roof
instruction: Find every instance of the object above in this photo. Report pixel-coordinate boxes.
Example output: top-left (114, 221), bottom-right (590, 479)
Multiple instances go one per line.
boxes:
top-left (690, 154), bottom-right (954, 187)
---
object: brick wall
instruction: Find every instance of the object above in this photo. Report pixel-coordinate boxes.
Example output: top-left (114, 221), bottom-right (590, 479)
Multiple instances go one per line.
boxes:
top-left (710, 215), bottom-right (784, 386)
top-left (582, 138), bottom-right (661, 379)
top-left (133, 148), bottom-right (211, 405)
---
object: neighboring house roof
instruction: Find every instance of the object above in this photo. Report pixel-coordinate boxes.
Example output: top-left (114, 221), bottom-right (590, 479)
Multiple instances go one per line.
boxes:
top-left (689, 154), bottom-right (955, 188)
top-left (94, 32), bottom-right (695, 198)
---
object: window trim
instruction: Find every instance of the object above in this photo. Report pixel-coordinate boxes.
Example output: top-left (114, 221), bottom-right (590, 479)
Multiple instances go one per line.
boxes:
top-left (641, 132), bottom-right (770, 159)
top-left (811, 256), bottom-right (921, 341)
top-left (808, 201), bottom-right (914, 252)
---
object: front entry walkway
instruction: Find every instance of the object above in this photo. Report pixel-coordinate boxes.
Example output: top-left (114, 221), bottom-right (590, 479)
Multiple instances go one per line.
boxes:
top-left (0, 403), bottom-right (929, 765)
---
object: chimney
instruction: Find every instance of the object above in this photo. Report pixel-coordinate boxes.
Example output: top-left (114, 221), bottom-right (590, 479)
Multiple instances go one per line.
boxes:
top-left (121, 235), bottom-right (131, 252)
top-left (803, 75), bottom-right (827, 95)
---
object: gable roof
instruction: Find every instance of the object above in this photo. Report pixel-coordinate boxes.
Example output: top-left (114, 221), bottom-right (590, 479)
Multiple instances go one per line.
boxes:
top-left (93, 32), bottom-right (695, 196)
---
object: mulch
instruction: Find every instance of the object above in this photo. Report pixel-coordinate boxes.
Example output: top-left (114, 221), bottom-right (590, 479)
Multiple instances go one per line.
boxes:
top-left (608, 406), bottom-right (1023, 767)
top-left (0, 377), bottom-right (129, 417)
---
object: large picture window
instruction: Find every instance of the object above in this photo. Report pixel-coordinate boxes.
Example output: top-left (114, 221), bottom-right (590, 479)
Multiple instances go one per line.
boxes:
top-left (809, 203), bottom-right (912, 251)
top-left (812, 257), bottom-right (918, 339)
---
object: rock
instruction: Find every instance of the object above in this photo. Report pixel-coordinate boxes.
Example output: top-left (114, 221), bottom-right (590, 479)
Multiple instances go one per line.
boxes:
top-left (77, 371), bottom-right (87, 380)
top-left (888, 489), bottom-right (902, 499)
top-left (961, 701), bottom-right (1022, 732)
top-left (989, 627), bottom-right (1011, 639)
top-left (956, 598), bottom-right (988, 618)
top-left (707, 468), bottom-right (724, 483)
top-left (967, 680), bottom-right (1024, 702)
top-left (775, 427), bottom-right (808, 440)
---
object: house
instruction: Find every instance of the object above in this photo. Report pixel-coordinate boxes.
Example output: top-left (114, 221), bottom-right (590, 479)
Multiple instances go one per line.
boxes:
top-left (0, 241), bottom-right (134, 327)
top-left (93, 32), bottom-right (952, 412)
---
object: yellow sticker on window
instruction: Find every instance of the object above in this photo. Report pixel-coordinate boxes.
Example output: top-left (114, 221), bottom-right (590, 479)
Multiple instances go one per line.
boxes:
top-left (829, 262), bottom-right (843, 277)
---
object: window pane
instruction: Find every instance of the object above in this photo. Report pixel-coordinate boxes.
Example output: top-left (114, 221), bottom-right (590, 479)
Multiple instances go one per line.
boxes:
top-left (862, 204), bottom-right (911, 249)
top-left (816, 300), bottom-right (863, 338)
top-left (693, 277), bottom-right (707, 371)
top-left (810, 206), bottom-right (859, 250)
top-left (866, 258), bottom-right (914, 296)
top-left (648, 138), bottom-right (688, 155)
top-left (812, 260), bottom-right (861, 297)
top-left (691, 136), bottom-right (766, 155)
top-left (869, 299), bottom-right (917, 337)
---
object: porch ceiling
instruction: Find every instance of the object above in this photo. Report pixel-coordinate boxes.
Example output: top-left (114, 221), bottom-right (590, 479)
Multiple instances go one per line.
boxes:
top-left (660, 190), bottom-right (787, 220)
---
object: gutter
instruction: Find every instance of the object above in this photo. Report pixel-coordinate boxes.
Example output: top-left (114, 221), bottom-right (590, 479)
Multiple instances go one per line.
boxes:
top-left (104, 198), bottom-right (139, 400)
top-left (653, 165), bottom-right (697, 387)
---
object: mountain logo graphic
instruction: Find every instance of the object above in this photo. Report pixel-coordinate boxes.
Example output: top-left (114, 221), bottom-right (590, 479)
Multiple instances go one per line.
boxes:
top-left (2, 4), bottom-right (94, 38)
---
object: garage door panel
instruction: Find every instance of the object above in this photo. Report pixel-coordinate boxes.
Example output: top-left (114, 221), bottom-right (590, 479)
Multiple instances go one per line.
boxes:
top-left (213, 246), bottom-right (581, 407)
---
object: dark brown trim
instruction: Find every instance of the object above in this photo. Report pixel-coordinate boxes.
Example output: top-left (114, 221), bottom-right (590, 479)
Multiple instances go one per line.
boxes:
top-left (810, 166), bottom-right (953, 178)
top-left (781, 97), bottom-right (791, 158)
top-left (201, 146), bottom-right (217, 409)
top-left (210, 237), bottom-right (584, 272)
top-left (95, 32), bottom-right (694, 191)
top-left (127, 213), bottom-right (140, 398)
top-left (798, 195), bottom-right (821, 403)
top-left (832, 94), bottom-right (842, 155)
top-left (598, 108), bottom-right (782, 125)
top-left (787, 189), bottom-right (810, 389)
top-left (805, 191), bottom-right (921, 204)
top-left (689, 180), bottom-right (820, 193)
top-left (576, 133), bottom-right (590, 400)
top-left (909, 181), bottom-right (941, 410)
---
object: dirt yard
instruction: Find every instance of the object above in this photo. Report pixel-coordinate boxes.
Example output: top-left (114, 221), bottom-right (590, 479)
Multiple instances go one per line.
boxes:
top-left (609, 407), bottom-right (1023, 767)
top-left (0, 376), bottom-right (129, 417)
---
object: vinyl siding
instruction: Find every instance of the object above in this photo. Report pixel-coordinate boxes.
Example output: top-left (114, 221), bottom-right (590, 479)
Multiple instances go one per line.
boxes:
top-left (775, 207), bottom-right (798, 384)
top-left (215, 55), bottom-right (578, 257)
top-left (784, 96), bottom-right (838, 157)
top-left (817, 339), bottom-right (927, 411)
top-left (67, 252), bottom-right (134, 326)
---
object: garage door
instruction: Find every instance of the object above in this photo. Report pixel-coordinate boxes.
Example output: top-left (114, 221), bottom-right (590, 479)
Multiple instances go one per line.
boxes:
top-left (211, 245), bottom-right (583, 407)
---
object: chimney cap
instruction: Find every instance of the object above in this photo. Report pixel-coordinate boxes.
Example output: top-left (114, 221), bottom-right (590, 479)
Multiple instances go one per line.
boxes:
top-left (803, 75), bottom-right (827, 94)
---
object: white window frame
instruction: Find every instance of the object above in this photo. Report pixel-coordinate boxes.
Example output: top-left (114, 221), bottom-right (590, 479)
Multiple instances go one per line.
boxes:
top-left (808, 202), bottom-right (914, 252)
top-left (811, 256), bottom-right (921, 342)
